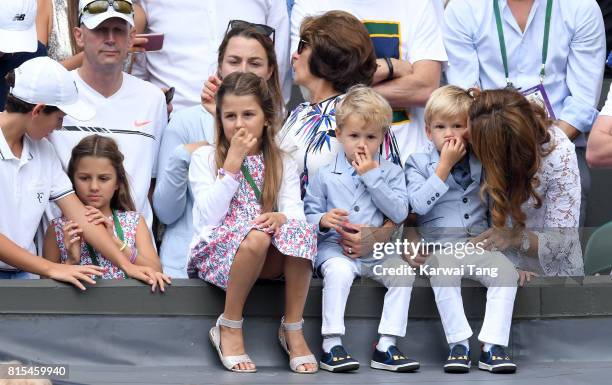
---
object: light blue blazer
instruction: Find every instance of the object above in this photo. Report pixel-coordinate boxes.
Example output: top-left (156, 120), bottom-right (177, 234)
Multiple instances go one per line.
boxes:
top-left (404, 147), bottom-right (488, 242)
top-left (304, 150), bottom-right (409, 268)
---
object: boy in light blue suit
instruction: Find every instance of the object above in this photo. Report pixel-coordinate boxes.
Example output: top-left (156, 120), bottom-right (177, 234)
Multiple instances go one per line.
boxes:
top-left (304, 85), bottom-right (417, 373)
top-left (405, 85), bottom-right (518, 374)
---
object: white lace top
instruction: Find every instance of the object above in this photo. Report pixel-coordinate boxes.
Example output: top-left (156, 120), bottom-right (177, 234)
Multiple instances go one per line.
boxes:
top-left (507, 125), bottom-right (583, 276)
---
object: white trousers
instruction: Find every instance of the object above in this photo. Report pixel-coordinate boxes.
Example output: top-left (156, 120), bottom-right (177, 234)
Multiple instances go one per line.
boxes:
top-left (320, 256), bottom-right (414, 337)
top-left (428, 249), bottom-right (518, 346)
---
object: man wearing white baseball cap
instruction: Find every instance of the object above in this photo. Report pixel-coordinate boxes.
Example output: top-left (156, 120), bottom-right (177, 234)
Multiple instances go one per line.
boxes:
top-left (48, 0), bottom-right (167, 232)
top-left (0, 0), bottom-right (47, 110)
top-left (0, 57), bottom-right (167, 291)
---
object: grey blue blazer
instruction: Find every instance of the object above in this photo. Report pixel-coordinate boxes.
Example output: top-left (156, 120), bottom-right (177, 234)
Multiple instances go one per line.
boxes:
top-left (304, 150), bottom-right (409, 268)
top-left (404, 146), bottom-right (489, 242)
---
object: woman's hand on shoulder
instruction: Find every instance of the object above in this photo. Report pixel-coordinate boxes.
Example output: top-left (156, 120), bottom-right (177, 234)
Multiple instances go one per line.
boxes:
top-left (201, 74), bottom-right (222, 116)
top-left (184, 140), bottom-right (209, 155)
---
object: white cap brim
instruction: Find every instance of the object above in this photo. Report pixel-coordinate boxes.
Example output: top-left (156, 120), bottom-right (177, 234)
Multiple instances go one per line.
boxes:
top-left (57, 99), bottom-right (96, 121)
top-left (82, 10), bottom-right (134, 30)
top-left (0, 24), bottom-right (37, 53)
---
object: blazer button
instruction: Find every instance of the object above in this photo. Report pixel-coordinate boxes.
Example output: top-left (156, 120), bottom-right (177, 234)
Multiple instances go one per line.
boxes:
top-left (464, 213), bottom-right (469, 219)
top-left (436, 193), bottom-right (440, 197)
top-left (463, 197), bottom-right (468, 203)
top-left (431, 197), bottom-right (435, 201)
top-left (427, 201), bottom-right (431, 205)
top-left (354, 205), bottom-right (360, 212)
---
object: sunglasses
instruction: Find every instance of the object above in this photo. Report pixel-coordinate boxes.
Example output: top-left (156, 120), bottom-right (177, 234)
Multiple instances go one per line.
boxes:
top-left (164, 87), bottom-right (175, 104)
top-left (297, 38), bottom-right (309, 54)
top-left (225, 20), bottom-right (275, 43)
top-left (81, 0), bottom-right (133, 17)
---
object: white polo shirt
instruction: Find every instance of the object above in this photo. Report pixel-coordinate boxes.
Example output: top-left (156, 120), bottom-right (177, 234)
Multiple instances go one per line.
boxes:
top-left (48, 70), bottom-right (167, 229)
top-left (0, 129), bottom-right (73, 271)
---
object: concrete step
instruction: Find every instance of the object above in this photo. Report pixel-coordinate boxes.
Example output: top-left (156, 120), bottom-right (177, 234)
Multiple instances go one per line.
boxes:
top-left (1, 277), bottom-right (612, 369)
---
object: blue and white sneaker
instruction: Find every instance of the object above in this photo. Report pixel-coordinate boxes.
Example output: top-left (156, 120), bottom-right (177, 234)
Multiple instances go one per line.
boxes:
top-left (320, 345), bottom-right (360, 372)
top-left (444, 344), bottom-right (471, 373)
top-left (478, 345), bottom-right (517, 373)
top-left (370, 345), bottom-right (420, 372)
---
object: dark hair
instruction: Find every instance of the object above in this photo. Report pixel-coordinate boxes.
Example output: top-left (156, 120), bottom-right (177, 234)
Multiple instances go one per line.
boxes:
top-left (217, 24), bottom-right (283, 121)
top-left (300, 10), bottom-right (377, 93)
top-left (3, 71), bottom-right (60, 114)
top-left (214, 72), bottom-right (283, 213)
top-left (67, 135), bottom-right (136, 212)
top-left (468, 88), bottom-right (554, 232)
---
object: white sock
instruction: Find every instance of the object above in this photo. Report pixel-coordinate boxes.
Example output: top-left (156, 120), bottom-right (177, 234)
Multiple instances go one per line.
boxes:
top-left (450, 339), bottom-right (470, 351)
top-left (322, 335), bottom-right (342, 353)
top-left (482, 342), bottom-right (494, 352)
top-left (376, 335), bottom-right (397, 352)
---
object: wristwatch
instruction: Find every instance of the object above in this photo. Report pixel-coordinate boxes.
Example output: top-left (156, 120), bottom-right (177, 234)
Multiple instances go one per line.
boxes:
top-left (519, 230), bottom-right (530, 253)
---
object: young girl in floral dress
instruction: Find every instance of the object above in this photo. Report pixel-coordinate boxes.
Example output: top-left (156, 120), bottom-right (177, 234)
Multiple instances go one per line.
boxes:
top-left (188, 72), bottom-right (318, 374)
top-left (43, 135), bottom-right (169, 290)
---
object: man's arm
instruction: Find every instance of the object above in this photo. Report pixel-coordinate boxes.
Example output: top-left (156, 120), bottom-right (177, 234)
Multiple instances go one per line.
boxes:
top-left (587, 115), bottom-right (612, 168)
top-left (373, 60), bottom-right (441, 108)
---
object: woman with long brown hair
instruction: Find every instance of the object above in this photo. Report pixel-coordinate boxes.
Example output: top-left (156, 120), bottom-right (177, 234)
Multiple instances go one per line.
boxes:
top-left (468, 89), bottom-right (583, 276)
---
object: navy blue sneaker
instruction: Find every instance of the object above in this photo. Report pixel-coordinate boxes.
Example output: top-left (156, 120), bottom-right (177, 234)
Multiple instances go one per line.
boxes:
top-left (370, 345), bottom-right (420, 372)
top-left (320, 345), bottom-right (360, 372)
top-left (478, 345), bottom-right (517, 373)
top-left (444, 344), bottom-right (471, 373)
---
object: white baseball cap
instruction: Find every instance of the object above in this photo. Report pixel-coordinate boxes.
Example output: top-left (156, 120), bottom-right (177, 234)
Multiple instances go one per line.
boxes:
top-left (79, 0), bottom-right (134, 30)
top-left (0, 0), bottom-right (37, 53)
top-left (11, 57), bottom-right (95, 121)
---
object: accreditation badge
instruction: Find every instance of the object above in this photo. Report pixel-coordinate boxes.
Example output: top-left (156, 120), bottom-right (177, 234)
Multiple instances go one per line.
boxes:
top-left (521, 84), bottom-right (556, 120)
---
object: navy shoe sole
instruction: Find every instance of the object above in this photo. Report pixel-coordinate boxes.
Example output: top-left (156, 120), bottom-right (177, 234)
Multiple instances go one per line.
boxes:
top-left (370, 360), bottom-right (420, 372)
top-left (444, 362), bottom-right (471, 373)
top-left (478, 361), bottom-right (517, 373)
top-left (320, 360), bottom-right (360, 373)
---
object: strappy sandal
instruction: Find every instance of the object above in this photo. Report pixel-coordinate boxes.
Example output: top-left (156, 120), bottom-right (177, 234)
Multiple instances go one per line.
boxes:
top-left (278, 316), bottom-right (319, 373)
top-left (209, 314), bottom-right (257, 373)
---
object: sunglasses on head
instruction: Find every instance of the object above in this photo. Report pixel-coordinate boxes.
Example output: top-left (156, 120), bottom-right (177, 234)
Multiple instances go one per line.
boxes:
top-left (81, 0), bottom-right (133, 17)
top-left (297, 38), bottom-right (309, 54)
top-left (225, 20), bottom-right (275, 43)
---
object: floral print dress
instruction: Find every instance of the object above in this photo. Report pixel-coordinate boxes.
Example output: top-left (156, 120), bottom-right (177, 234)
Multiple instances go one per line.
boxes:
top-left (52, 210), bottom-right (140, 279)
top-left (188, 154), bottom-right (317, 290)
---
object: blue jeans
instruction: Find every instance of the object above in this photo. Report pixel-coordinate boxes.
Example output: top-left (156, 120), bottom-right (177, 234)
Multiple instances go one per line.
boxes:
top-left (0, 270), bottom-right (38, 279)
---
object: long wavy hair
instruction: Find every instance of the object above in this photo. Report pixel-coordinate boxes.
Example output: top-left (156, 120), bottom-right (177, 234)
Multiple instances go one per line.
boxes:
top-left (214, 72), bottom-right (283, 213)
top-left (468, 88), bottom-right (554, 232)
top-left (67, 135), bottom-right (135, 212)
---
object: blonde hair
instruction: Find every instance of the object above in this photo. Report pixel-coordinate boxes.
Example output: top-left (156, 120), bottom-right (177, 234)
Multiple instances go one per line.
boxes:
top-left (336, 85), bottom-right (392, 134)
top-left (424, 85), bottom-right (472, 125)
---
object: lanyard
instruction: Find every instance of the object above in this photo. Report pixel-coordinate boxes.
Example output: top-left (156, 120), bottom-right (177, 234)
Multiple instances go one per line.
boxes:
top-left (493, 0), bottom-right (553, 88)
top-left (85, 209), bottom-right (124, 267)
top-left (241, 164), bottom-right (262, 201)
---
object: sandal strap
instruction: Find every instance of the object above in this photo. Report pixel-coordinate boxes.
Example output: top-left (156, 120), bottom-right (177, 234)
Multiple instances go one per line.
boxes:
top-left (218, 314), bottom-right (243, 329)
top-left (290, 354), bottom-right (318, 372)
top-left (280, 316), bottom-right (304, 331)
top-left (224, 354), bottom-right (254, 368)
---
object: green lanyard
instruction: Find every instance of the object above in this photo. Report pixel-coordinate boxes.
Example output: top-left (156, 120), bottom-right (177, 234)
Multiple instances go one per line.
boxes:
top-left (241, 164), bottom-right (262, 201)
top-left (493, 0), bottom-right (553, 88)
top-left (85, 209), bottom-right (124, 267)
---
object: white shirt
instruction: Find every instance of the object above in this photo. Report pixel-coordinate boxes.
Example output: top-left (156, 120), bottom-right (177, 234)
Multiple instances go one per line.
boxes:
top-left (291, 0), bottom-right (448, 164)
top-left (444, 0), bottom-right (606, 147)
top-left (48, 71), bottom-right (168, 229)
top-left (189, 145), bottom-right (305, 245)
top-left (599, 85), bottom-right (612, 117)
top-left (0, 130), bottom-right (73, 270)
top-left (136, 0), bottom-right (291, 111)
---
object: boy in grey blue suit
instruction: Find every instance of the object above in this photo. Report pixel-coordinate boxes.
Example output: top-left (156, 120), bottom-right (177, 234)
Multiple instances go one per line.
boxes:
top-left (405, 86), bottom-right (518, 374)
top-left (304, 86), bottom-right (417, 373)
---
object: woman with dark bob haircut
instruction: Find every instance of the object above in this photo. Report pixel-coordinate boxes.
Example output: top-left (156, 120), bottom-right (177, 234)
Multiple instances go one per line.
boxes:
top-left (278, 10), bottom-right (401, 196)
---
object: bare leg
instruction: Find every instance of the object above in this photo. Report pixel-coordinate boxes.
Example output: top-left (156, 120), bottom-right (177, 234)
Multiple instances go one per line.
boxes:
top-left (221, 230), bottom-right (271, 371)
top-left (282, 249), bottom-right (317, 372)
